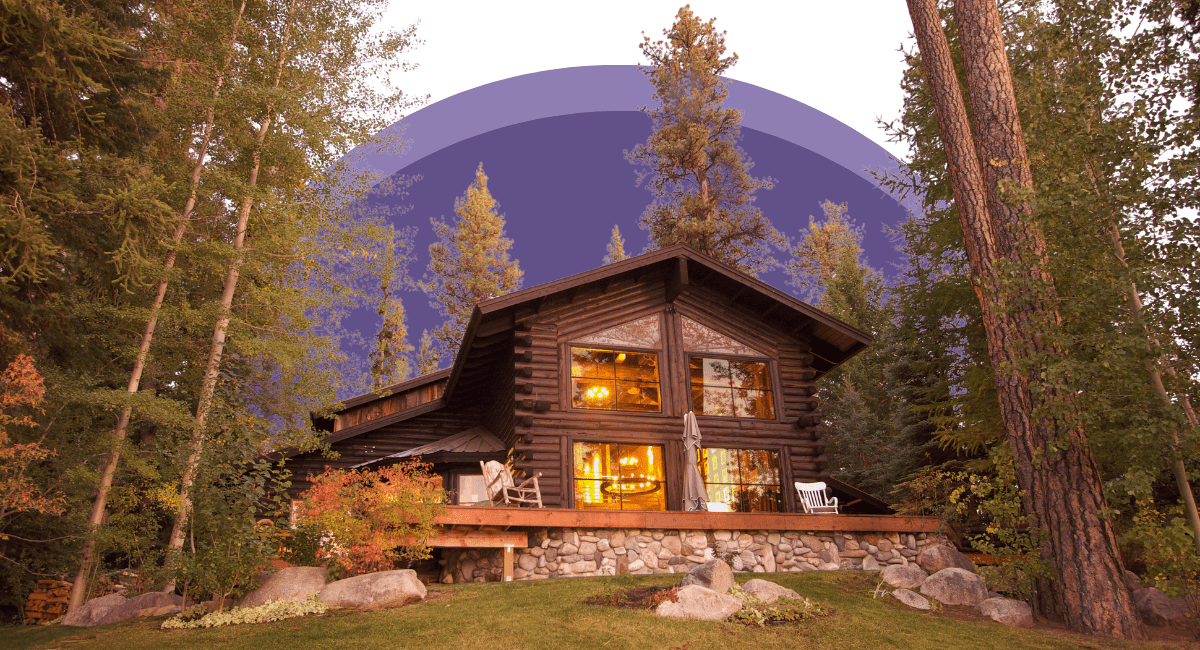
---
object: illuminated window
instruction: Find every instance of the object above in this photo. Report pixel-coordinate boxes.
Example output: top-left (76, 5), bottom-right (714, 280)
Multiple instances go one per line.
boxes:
top-left (571, 347), bottom-right (661, 412)
top-left (456, 475), bottom-right (487, 505)
top-left (573, 442), bottom-right (665, 511)
top-left (698, 448), bottom-right (782, 513)
top-left (689, 357), bottom-right (775, 419)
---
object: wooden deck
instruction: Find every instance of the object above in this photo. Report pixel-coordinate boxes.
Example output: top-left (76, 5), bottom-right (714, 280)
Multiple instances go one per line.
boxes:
top-left (433, 505), bottom-right (944, 535)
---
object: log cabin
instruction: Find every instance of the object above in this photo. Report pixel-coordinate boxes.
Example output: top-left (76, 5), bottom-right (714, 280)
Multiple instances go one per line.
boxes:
top-left (280, 244), bottom-right (945, 582)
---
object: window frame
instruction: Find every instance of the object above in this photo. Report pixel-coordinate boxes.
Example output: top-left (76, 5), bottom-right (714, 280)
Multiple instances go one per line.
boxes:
top-left (695, 446), bottom-right (785, 513)
top-left (570, 440), bottom-right (668, 511)
top-left (563, 342), bottom-right (671, 417)
top-left (687, 352), bottom-right (780, 421)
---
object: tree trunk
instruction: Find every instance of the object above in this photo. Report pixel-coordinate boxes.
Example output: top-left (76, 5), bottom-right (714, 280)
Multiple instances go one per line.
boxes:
top-left (68, 2), bottom-right (247, 611)
top-left (906, 0), bottom-right (1146, 638)
top-left (162, 0), bottom-right (296, 589)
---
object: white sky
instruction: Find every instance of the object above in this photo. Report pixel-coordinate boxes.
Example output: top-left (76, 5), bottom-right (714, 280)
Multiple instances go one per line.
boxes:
top-left (382, 2), bottom-right (916, 160)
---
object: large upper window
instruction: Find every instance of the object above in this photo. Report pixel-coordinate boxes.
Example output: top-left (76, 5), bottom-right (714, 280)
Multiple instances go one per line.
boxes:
top-left (571, 348), bottom-right (661, 412)
top-left (689, 357), bottom-right (775, 418)
top-left (574, 442), bottom-right (665, 510)
top-left (698, 448), bottom-right (782, 513)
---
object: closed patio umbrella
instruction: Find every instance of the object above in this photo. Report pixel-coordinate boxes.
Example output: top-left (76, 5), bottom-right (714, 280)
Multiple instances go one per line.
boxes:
top-left (683, 411), bottom-right (709, 512)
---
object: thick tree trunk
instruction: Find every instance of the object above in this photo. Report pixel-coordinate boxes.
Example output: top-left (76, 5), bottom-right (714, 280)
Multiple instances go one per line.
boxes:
top-left (68, 2), bottom-right (247, 611)
top-left (906, 0), bottom-right (1146, 638)
top-left (163, 1), bottom-right (296, 588)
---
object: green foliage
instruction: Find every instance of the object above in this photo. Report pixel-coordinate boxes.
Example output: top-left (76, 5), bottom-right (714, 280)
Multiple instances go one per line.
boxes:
top-left (171, 459), bottom-right (292, 605)
top-left (421, 164), bottom-right (523, 365)
top-left (626, 6), bottom-right (779, 276)
top-left (725, 586), bottom-right (830, 627)
top-left (161, 596), bottom-right (327, 630)
top-left (296, 461), bottom-right (444, 578)
top-left (1127, 501), bottom-right (1200, 598)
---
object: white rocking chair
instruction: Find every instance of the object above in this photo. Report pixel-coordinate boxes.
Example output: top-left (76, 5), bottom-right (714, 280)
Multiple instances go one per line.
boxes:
top-left (795, 481), bottom-right (840, 514)
top-left (480, 460), bottom-right (543, 508)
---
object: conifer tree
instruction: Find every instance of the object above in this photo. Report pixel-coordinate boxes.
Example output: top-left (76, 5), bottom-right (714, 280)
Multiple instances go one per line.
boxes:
top-left (626, 6), bottom-right (779, 276)
top-left (422, 164), bottom-right (523, 365)
top-left (415, 330), bottom-right (440, 375)
top-left (603, 225), bottom-right (630, 264)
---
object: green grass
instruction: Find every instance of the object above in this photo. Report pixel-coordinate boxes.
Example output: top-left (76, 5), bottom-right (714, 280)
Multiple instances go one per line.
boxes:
top-left (3, 572), bottom-right (1188, 650)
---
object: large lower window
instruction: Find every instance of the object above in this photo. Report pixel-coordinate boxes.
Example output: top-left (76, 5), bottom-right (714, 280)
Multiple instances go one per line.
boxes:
top-left (698, 448), bottom-right (782, 513)
top-left (571, 347), bottom-right (661, 412)
top-left (689, 357), bottom-right (775, 419)
top-left (574, 442), bottom-right (665, 511)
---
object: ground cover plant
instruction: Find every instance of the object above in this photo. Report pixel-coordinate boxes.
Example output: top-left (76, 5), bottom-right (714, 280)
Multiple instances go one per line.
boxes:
top-left (6, 572), bottom-right (1194, 650)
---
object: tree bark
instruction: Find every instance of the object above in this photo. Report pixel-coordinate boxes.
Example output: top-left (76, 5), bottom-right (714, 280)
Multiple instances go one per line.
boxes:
top-left (162, 0), bottom-right (297, 589)
top-left (906, 0), bottom-right (1146, 638)
top-left (68, 1), bottom-right (248, 612)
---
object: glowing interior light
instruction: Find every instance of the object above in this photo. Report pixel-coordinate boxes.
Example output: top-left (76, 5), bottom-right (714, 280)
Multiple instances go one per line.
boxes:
top-left (648, 448), bottom-right (654, 466)
top-left (585, 386), bottom-right (610, 400)
top-left (616, 353), bottom-right (626, 362)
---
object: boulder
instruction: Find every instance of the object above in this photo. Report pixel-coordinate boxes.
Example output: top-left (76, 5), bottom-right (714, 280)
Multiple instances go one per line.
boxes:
top-left (741, 579), bottom-right (800, 604)
top-left (891, 588), bottom-right (931, 610)
top-left (87, 592), bottom-right (183, 626)
top-left (680, 559), bottom-right (734, 594)
top-left (976, 597), bottom-right (1034, 628)
top-left (1123, 570), bottom-right (1141, 592)
top-left (919, 568), bottom-right (988, 606)
top-left (318, 569), bottom-right (426, 610)
top-left (1133, 587), bottom-right (1189, 626)
top-left (861, 555), bottom-right (881, 571)
top-left (655, 585), bottom-right (742, 621)
top-left (880, 565), bottom-right (928, 590)
top-left (63, 593), bottom-right (127, 627)
top-left (239, 566), bottom-right (328, 609)
top-left (916, 545), bottom-right (977, 574)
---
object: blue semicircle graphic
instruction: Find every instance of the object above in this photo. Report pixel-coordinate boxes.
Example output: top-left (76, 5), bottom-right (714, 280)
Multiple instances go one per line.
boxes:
top-left (337, 66), bottom-right (910, 386)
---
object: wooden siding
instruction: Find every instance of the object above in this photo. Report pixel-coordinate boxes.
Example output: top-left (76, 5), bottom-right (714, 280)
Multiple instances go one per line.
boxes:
top-left (502, 272), bottom-right (827, 514)
top-left (332, 379), bottom-right (446, 432)
top-left (286, 407), bottom-right (479, 497)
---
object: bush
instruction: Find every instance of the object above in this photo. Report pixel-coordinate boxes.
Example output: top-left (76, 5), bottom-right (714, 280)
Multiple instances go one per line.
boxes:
top-left (725, 586), bottom-right (830, 627)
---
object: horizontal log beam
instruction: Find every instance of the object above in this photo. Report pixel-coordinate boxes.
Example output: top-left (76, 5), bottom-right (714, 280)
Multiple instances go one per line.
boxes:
top-left (434, 506), bottom-right (941, 534)
top-left (401, 529), bottom-right (529, 548)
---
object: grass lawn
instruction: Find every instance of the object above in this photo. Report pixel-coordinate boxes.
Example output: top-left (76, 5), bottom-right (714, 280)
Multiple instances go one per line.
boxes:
top-left (4, 572), bottom-right (1193, 650)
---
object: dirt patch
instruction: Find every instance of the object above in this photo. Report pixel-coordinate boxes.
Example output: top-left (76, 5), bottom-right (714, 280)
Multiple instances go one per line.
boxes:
top-left (584, 586), bottom-right (680, 610)
top-left (934, 600), bottom-right (1198, 648)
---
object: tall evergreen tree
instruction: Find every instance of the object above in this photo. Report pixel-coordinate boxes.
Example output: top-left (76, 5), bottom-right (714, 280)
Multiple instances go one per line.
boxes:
top-left (422, 164), bottom-right (523, 365)
top-left (626, 6), bottom-right (779, 276)
top-left (603, 225), bottom-right (630, 265)
top-left (369, 231), bottom-right (415, 389)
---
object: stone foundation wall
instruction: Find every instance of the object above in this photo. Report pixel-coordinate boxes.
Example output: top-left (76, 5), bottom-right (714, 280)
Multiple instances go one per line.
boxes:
top-left (439, 527), bottom-right (944, 583)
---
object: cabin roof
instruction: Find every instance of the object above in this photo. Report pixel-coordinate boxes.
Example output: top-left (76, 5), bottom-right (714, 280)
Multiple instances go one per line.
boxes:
top-left (444, 244), bottom-right (871, 404)
top-left (350, 426), bottom-right (505, 468)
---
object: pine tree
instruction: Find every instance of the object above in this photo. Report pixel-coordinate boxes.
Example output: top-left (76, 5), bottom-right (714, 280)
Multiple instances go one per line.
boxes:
top-left (625, 6), bottom-right (779, 276)
top-left (603, 225), bottom-right (630, 265)
top-left (415, 330), bottom-right (439, 375)
top-left (422, 164), bottom-right (523, 365)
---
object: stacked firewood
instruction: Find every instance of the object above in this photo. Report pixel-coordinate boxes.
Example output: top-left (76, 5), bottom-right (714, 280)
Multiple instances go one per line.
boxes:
top-left (24, 580), bottom-right (71, 624)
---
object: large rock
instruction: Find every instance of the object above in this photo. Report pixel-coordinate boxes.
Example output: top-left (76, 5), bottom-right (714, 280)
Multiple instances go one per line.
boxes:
top-left (63, 593), bottom-right (127, 627)
top-left (880, 565), bottom-right (928, 590)
top-left (97, 592), bottom-right (183, 626)
top-left (916, 545), bottom-right (977, 574)
top-left (741, 579), bottom-right (800, 604)
top-left (976, 597), bottom-right (1033, 628)
top-left (891, 588), bottom-right (931, 610)
top-left (919, 568), bottom-right (988, 606)
top-left (1123, 570), bottom-right (1141, 592)
top-left (318, 569), bottom-right (426, 610)
top-left (1133, 587), bottom-right (1189, 626)
top-left (680, 559), bottom-right (734, 595)
top-left (239, 566), bottom-right (328, 609)
top-left (656, 585), bottom-right (742, 621)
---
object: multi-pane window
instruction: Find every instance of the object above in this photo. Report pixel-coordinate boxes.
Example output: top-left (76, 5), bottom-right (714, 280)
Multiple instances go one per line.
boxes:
top-left (573, 442), bottom-right (665, 510)
top-left (689, 357), bottom-right (775, 419)
top-left (571, 347), bottom-right (661, 412)
top-left (697, 448), bottom-right (782, 513)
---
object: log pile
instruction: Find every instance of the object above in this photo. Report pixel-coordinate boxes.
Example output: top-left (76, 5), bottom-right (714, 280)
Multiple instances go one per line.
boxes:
top-left (24, 580), bottom-right (71, 624)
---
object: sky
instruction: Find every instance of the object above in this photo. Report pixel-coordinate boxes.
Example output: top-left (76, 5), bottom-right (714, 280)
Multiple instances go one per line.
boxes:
top-left (380, 2), bottom-right (917, 161)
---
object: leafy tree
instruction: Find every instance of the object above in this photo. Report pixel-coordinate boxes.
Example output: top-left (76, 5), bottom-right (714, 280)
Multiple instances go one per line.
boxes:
top-left (422, 164), bottom-right (523, 365)
top-left (626, 6), bottom-right (779, 276)
top-left (296, 462), bottom-right (443, 578)
top-left (603, 225), bottom-right (630, 265)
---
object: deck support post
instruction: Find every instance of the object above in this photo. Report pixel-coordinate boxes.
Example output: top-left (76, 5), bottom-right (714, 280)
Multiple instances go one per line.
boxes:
top-left (504, 545), bottom-right (514, 582)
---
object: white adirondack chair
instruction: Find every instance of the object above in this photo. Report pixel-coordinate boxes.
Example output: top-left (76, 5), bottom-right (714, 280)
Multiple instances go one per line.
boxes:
top-left (481, 460), bottom-right (544, 507)
top-left (794, 481), bottom-right (839, 514)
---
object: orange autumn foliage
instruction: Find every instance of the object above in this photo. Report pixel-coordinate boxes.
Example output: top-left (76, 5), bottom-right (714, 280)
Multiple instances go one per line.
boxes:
top-left (0, 355), bottom-right (63, 532)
